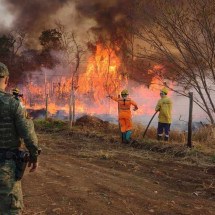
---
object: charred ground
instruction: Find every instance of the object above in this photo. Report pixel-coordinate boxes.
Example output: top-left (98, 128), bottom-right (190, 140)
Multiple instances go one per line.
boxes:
top-left (22, 117), bottom-right (215, 215)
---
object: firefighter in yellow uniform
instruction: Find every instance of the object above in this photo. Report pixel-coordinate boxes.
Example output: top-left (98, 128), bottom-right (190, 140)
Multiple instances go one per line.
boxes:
top-left (155, 87), bottom-right (172, 141)
top-left (109, 90), bottom-right (138, 143)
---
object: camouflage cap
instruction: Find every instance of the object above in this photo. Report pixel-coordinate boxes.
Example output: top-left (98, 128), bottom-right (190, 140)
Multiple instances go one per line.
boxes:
top-left (0, 62), bottom-right (9, 76)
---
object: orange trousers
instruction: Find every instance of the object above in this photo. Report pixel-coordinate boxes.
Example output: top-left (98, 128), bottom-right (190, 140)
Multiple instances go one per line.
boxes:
top-left (118, 111), bottom-right (132, 132)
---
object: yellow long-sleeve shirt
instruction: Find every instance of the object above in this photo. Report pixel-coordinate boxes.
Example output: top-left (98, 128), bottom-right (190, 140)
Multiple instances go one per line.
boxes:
top-left (155, 96), bottom-right (172, 123)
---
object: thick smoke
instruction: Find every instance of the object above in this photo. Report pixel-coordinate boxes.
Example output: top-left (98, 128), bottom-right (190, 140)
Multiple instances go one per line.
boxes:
top-left (5, 0), bottom-right (68, 30)
top-left (3, 0), bottom-right (127, 36)
top-left (75, 0), bottom-right (161, 37)
top-left (1, 0), bottom-right (152, 46)
top-left (0, 0), bottom-right (155, 83)
top-left (76, 0), bottom-right (131, 35)
top-left (2, 0), bottom-right (70, 46)
top-left (0, 0), bottom-right (178, 45)
top-left (1, 0), bottom-right (146, 40)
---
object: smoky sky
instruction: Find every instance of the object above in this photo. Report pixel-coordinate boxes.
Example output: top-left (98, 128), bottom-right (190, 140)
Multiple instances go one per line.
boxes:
top-left (1, 0), bottom-right (147, 41)
top-left (3, 0), bottom-right (69, 32)
top-left (1, 0), bottom-right (181, 39)
top-left (75, 0), bottom-right (132, 35)
top-left (0, 0), bottom-right (170, 47)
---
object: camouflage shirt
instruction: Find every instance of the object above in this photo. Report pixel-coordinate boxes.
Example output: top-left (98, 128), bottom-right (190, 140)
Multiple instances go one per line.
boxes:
top-left (0, 90), bottom-right (39, 161)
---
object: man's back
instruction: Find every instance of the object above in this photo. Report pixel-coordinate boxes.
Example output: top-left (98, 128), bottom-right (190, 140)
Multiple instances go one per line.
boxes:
top-left (0, 89), bottom-right (39, 214)
top-left (0, 90), bottom-right (21, 149)
top-left (156, 96), bottom-right (172, 123)
top-left (0, 62), bottom-right (40, 214)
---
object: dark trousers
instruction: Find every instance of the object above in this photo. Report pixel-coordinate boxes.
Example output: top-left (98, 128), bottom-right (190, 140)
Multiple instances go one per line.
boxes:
top-left (157, 122), bottom-right (171, 140)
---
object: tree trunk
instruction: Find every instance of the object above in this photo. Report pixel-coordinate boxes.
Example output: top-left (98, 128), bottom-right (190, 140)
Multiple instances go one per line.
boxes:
top-left (69, 80), bottom-right (77, 127)
top-left (72, 90), bottom-right (76, 125)
top-left (45, 94), bottom-right (48, 120)
top-left (69, 91), bottom-right (73, 127)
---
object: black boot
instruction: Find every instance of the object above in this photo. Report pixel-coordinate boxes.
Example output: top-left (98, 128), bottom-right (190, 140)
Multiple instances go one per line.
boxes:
top-left (157, 135), bottom-right (162, 141)
top-left (164, 136), bottom-right (169, 141)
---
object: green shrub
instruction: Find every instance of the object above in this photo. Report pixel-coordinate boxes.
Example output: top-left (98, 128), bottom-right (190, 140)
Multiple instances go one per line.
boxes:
top-left (34, 119), bottom-right (68, 131)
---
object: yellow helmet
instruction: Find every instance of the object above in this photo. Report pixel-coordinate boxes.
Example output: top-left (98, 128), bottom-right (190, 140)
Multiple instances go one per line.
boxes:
top-left (12, 88), bottom-right (19, 94)
top-left (161, 87), bottom-right (168, 95)
top-left (121, 89), bottom-right (129, 96)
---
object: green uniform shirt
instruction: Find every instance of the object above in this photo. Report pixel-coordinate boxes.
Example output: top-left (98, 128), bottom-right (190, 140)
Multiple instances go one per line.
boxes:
top-left (0, 90), bottom-right (39, 161)
top-left (155, 96), bottom-right (172, 124)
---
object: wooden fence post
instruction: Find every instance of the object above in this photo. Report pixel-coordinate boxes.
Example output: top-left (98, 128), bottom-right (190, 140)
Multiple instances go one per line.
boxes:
top-left (45, 94), bottom-right (48, 120)
top-left (44, 68), bottom-right (48, 120)
top-left (187, 92), bottom-right (193, 148)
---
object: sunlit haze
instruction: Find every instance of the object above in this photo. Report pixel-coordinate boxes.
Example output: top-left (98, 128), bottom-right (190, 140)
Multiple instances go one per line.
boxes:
top-left (0, 0), bottom-right (14, 28)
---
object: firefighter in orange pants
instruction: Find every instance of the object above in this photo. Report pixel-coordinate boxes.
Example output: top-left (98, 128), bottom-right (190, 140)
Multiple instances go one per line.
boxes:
top-left (109, 90), bottom-right (138, 144)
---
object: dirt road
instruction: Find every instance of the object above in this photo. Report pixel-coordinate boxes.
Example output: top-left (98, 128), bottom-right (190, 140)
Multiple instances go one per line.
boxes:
top-left (22, 130), bottom-right (215, 215)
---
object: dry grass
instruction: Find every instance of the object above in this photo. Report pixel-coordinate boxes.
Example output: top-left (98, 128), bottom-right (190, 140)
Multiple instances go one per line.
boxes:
top-left (132, 123), bottom-right (186, 143)
top-left (132, 123), bottom-right (215, 146)
top-left (35, 120), bottom-right (215, 145)
top-left (34, 119), bottom-right (215, 146)
top-left (193, 126), bottom-right (215, 142)
top-left (34, 118), bottom-right (215, 160)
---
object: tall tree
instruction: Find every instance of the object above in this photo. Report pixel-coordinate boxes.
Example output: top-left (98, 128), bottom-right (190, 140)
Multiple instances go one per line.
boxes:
top-left (39, 29), bottom-right (62, 50)
top-left (39, 28), bottom-right (62, 68)
top-left (134, 0), bottom-right (215, 124)
top-left (0, 30), bottom-right (27, 84)
top-left (55, 22), bottom-right (85, 126)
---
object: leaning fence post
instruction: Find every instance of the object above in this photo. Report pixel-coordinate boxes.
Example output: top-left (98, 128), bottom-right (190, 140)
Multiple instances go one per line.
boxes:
top-left (187, 92), bottom-right (193, 148)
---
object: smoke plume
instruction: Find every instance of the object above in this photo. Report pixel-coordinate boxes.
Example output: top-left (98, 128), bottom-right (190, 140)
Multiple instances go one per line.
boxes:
top-left (6, 0), bottom-right (68, 30)
top-left (0, 0), bottom-right (156, 46)
top-left (76, 0), bottom-right (131, 35)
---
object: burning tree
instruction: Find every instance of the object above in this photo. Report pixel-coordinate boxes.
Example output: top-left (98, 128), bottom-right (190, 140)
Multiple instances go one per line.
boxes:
top-left (99, 36), bottom-right (124, 96)
top-left (37, 24), bottom-right (86, 123)
top-left (55, 22), bottom-right (85, 126)
top-left (29, 26), bottom-right (128, 120)
top-left (78, 37), bottom-right (123, 114)
top-left (134, 0), bottom-right (215, 124)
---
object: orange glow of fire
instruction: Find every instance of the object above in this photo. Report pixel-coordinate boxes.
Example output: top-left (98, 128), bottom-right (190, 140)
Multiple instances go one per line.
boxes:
top-left (78, 44), bottom-right (122, 101)
top-left (22, 45), bottom-right (172, 118)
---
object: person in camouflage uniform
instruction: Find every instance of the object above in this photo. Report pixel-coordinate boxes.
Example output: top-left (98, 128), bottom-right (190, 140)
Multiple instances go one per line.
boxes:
top-left (0, 62), bottom-right (40, 215)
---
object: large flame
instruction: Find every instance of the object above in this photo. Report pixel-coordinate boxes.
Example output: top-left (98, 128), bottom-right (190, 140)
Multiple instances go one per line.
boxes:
top-left (79, 44), bottom-right (122, 100)
top-left (76, 43), bottom-right (124, 114)
top-left (21, 44), bottom-right (170, 119)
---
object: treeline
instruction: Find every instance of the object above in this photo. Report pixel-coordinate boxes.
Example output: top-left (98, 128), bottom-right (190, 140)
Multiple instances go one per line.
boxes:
top-left (0, 29), bottom-right (63, 84)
